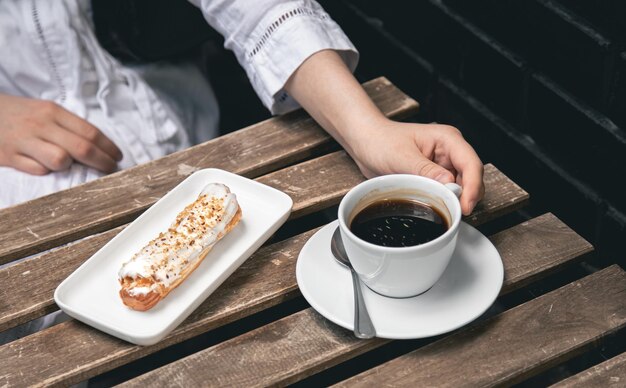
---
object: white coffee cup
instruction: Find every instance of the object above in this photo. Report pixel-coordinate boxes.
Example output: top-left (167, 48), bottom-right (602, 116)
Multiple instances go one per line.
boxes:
top-left (338, 175), bottom-right (462, 298)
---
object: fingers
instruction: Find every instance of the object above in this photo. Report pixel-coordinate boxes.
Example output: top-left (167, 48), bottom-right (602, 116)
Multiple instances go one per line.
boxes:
top-left (413, 155), bottom-right (456, 184)
top-left (11, 154), bottom-right (49, 176)
top-left (0, 96), bottom-right (121, 175)
top-left (53, 105), bottom-right (123, 162)
top-left (459, 163), bottom-right (484, 216)
top-left (447, 139), bottom-right (484, 216)
top-left (19, 138), bottom-right (73, 172)
top-left (41, 125), bottom-right (119, 173)
top-left (414, 153), bottom-right (481, 215)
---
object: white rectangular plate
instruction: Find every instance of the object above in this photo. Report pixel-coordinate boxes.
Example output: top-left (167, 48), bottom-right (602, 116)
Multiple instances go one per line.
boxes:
top-left (54, 169), bottom-right (292, 345)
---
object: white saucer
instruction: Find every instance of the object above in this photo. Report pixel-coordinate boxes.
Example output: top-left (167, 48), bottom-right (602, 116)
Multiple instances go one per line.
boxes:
top-left (296, 221), bottom-right (503, 339)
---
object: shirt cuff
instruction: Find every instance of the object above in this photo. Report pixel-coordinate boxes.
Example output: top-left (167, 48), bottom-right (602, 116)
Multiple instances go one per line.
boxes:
top-left (242, 1), bottom-right (359, 115)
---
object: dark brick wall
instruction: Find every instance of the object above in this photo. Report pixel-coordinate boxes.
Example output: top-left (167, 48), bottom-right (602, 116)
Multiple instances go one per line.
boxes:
top-left (318, 0), bottom-right (626, 268)
top-left (203, 0), bottom-right (625, 268)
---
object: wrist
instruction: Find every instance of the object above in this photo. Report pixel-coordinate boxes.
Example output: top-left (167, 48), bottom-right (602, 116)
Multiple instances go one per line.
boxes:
top-left (334, 113), bottom-right (389, 149)
top-left (335, 116), bottom-right (392, 169)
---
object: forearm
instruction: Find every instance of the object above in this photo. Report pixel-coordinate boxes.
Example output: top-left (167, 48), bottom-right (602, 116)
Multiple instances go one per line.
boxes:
top-left (284, 50), bottom-right (484, 214)
top-left (284, 49), bottom-right (385, 157)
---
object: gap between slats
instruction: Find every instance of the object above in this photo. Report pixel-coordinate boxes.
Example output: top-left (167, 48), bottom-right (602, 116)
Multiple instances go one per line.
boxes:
top-left (0, 155), bottom-right (525, 333)
top-left (550, 351), bottom-right (626, 388)
top-left (0, 212), bottom-right (591, 387)
top-left (115, 213), bottom-right (596, 387)
top-left (334, 265), bottom-right (626, 387)
top-left (0, 77), bottom-right (419, 266)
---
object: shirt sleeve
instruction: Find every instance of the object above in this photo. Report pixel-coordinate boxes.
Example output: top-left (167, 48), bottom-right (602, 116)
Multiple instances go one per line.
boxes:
top-left (187, 0), bottom-right (359, 114)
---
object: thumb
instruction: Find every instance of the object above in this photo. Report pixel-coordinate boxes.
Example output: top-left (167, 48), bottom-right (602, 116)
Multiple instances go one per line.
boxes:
top-left (413, 156), bottom-right (455, 184)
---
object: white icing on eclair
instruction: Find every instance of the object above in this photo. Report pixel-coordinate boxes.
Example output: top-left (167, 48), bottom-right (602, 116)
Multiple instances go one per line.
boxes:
top-left (128, 285), bottom-right (157, 296)
top-left (118, 183), bottom-right (239, 291)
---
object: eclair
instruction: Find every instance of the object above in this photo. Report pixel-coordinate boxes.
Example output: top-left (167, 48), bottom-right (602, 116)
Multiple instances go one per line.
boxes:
top-left (118, 183), bottom-right (241, 311)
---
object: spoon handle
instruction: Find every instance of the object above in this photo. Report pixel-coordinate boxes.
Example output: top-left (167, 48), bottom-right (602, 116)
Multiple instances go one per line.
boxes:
top-left (350, 269), bottom-right (376, 339)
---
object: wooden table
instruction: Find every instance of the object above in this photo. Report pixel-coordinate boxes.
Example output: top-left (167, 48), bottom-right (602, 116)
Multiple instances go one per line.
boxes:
top-left (1, 78), bottom-right (625, 387)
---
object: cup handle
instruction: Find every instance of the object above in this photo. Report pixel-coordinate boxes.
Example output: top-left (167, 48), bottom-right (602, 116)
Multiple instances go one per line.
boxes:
top-left (445, 183), bottom-right (462, 198)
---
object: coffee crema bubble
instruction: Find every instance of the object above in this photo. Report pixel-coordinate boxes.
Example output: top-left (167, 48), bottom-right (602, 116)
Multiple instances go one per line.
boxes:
top-left (349, 199), bottom-right (449, 247)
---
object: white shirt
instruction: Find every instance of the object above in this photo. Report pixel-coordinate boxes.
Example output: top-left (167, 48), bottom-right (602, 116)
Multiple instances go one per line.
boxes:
top-left (0, 0), bottom-right (358, 208)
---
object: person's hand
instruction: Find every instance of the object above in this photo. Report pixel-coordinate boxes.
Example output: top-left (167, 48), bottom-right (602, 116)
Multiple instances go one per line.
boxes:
top-left (348, 119), bottom-right (484, 216)
top-left (0, 94), bottom-right (123, 175)
top-left (284, 50), bottom-right (484, 215)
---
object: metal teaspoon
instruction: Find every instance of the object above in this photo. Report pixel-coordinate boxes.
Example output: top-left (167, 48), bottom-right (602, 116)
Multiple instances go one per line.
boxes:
top-left (330, 227), bottom-right (376, 339)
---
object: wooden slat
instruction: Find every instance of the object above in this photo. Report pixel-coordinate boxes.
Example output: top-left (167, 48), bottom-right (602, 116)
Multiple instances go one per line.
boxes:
top-left (0, 166), bottom-right (530, 387)
top-left (0, 230), bottom-right (316, 388)
top-left (118, 213), bottom-right (595, 387)
top-left (0, 154), bottom-right (527, 332)
top-left (259, 156), bottom-right (528, 223)
top-left (256, 151), bottom-right (364, 219)
top-left (551, 352), bottom-right (626, 388)
top-left (493, 214), bottom-right (595, 294)
top-left (337, 265), bottom-right (626, 387)
top-left (465, 163), bottom-right (529, 225)
top-left (0, 77), bottom-right (419, 266)
top-left (0, 232), bottom-right (113, 332)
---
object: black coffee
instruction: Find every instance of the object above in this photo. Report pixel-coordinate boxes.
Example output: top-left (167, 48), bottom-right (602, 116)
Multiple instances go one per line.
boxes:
top-left (349, 199), bottom-right (448, 247)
